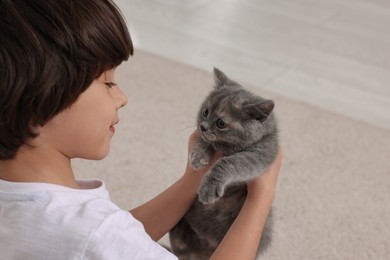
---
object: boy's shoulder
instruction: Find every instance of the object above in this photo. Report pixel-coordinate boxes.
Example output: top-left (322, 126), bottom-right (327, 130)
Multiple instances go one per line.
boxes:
top-left (0, 179), bottom-right (177, 260)
top-left (0, 179), bottom-right (120, 230)
top-left (0, 178), bottom-right (120, 221)
top-left (0, 179), bottom-right (127, 258)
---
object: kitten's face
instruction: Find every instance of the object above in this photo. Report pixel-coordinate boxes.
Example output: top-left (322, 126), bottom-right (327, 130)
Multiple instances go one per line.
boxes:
top-left (197, 92), bottom-right (248, 146)
top-left (197, 68), bottom-right (275, 150)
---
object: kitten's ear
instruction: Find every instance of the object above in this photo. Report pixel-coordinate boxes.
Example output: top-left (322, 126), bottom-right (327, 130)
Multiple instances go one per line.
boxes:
top-left (242, 100), bottom-right (275, 122)
top-left (213, 67), bottom-right (236, 89)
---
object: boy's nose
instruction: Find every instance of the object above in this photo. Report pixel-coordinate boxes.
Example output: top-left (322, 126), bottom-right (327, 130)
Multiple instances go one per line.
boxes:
top-left (115, 86), bottom-right (128, 108)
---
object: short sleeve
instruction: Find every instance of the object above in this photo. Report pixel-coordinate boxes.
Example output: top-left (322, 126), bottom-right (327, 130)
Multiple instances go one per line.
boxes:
top-left (82, 210), bottom-right (178, 260)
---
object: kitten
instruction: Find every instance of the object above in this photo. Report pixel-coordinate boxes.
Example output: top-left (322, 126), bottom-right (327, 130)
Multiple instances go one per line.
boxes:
top-left (169, 68), bottom-right (279, 259)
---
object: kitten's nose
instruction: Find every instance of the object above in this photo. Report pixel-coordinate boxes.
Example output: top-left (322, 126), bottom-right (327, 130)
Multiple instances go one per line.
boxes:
top-left (199, 122), bottom-right (208, 132)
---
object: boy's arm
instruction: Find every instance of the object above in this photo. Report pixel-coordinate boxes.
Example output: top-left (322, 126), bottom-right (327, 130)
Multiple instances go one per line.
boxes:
top-left (130, 131), bottom-right (218, 241)
top-left (211, 149), bottom-right (282, 259)
top-left (129, 165), bottom-right (205, 241)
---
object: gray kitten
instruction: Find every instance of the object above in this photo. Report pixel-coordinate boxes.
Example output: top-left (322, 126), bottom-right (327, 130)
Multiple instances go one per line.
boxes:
top-left (169, 68), bottom-right (279, 259)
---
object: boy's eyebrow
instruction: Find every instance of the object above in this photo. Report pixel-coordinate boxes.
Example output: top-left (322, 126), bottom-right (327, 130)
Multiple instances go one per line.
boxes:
top-left (102, 69), bottom-right (116, 81)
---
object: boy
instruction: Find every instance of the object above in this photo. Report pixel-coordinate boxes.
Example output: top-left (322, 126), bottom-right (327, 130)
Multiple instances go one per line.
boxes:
top-left (0, 0), bottom-right (283, 259)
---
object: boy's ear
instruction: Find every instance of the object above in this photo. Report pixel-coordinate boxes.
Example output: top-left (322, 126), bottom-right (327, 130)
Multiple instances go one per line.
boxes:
top-left (213, 67), bottom-right (237, 89)
top-left (242, 100), bottom-right (275, 122)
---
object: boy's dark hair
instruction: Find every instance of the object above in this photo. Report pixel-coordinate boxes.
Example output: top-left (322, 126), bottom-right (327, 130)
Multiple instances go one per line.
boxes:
top-left (0, 0), bottom-right (133, 160)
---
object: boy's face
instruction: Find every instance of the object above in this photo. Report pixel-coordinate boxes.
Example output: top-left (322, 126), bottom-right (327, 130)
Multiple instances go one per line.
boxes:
top-left (33, 69), bottom-right (128, 160)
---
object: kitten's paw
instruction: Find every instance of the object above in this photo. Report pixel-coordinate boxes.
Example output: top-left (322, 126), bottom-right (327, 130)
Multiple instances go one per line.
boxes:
top-left (198, 178), bottom-right (225, 204)
top-left (189, 151), bottom-right (210, 169)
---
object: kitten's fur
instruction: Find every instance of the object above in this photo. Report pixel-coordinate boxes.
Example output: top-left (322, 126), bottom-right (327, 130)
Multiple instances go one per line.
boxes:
top-left (169, 68), bottom-right (279, 259)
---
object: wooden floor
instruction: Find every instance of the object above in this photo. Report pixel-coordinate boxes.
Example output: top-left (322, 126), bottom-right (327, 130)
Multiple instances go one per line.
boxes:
top-left (117, 0), bottom-right (390, 130)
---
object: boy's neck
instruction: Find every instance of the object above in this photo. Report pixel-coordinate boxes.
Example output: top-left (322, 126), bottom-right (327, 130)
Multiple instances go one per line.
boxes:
top-left (0, 145), bottom-right (81, 189)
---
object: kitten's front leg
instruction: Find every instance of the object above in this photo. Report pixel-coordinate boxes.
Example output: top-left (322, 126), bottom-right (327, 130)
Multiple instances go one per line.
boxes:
top-left (189, 140), bottom-right (214, 169)
top-left (198, 160), bottom-right (229, 204)
top-left (199, 150), bottom-right (269, 204)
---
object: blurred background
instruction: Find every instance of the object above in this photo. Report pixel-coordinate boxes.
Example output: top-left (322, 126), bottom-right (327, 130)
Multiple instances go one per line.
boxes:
top-left (116, 0), bottom-right (390, 130)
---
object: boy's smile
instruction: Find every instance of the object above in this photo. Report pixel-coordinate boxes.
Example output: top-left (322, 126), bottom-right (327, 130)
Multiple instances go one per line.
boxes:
top-left (110, 120), bottom-right (120, 134)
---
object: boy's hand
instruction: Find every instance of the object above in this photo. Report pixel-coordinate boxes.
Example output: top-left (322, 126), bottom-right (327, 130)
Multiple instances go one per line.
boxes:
top-left (186, 130), bottom-right (222, 173)
top-left (247, 147), bottom-right (283, 199)
top-left (183, 130), bottom-right (223, 193)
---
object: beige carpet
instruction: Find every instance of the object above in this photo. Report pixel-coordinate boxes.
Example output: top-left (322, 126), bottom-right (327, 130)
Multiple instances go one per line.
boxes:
top-left (73, 50), bottom-right (390, 260)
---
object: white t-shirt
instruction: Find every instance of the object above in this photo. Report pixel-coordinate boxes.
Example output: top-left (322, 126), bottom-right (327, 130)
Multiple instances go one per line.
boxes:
top-left (0, 179), bottom-right (177, 260)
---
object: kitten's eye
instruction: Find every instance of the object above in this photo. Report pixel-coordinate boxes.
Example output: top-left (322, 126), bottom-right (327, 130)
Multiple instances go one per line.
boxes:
top-left (202, 108), bottom-right (209, 117)
top-left (216, 119), bottom-right (227, 129)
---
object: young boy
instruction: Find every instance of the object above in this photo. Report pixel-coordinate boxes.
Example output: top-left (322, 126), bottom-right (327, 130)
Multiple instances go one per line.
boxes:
top-left (0, 0), bottom-right (283, 259)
